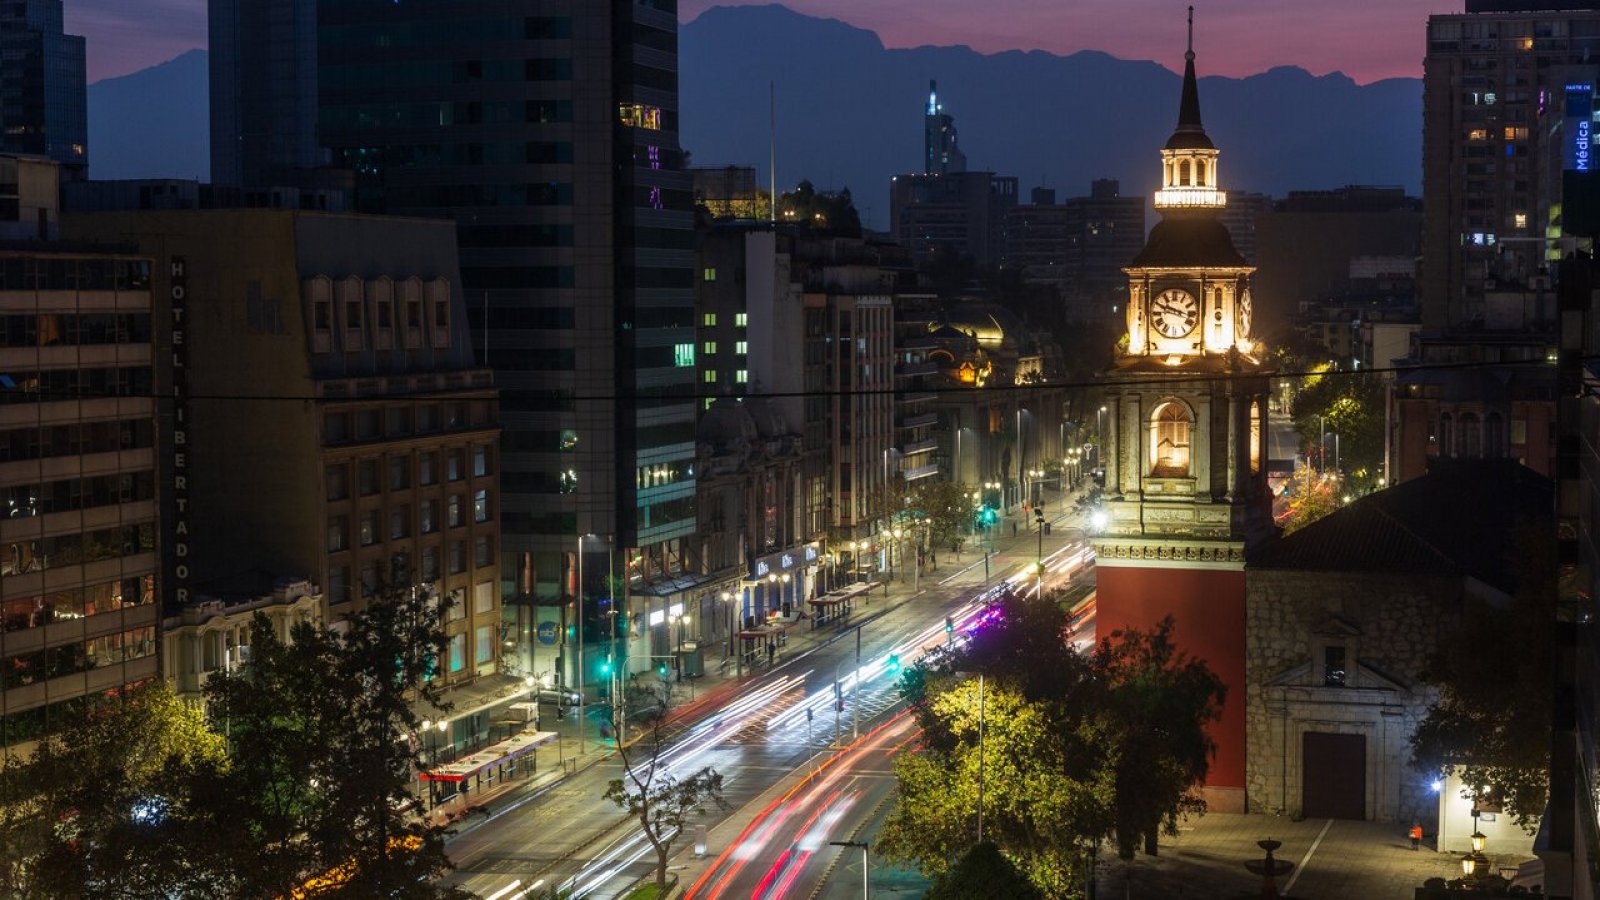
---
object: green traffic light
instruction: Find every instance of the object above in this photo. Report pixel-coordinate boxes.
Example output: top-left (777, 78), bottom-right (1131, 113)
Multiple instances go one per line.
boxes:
top-left (886, 654), bottom-right (900, 672)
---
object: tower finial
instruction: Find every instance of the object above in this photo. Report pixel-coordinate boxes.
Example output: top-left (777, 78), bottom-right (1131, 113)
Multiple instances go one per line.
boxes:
top-left (1186, 6), bottom-right (1195, 61)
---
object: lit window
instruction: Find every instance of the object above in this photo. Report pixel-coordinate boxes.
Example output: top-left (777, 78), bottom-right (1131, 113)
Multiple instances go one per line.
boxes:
top-left (735, 370), bottom-right (748, 384)
top-left (1505, 126), bottom-right (1529, 140)
top-left (704, 341), bottom-right (717, 354)
top-left (736, 341), bottom-right (748, 355)
top-left (703, 370), bottom-right (716, 383)
top-left (1514, 212), bottom-right (1528, 228)
top-left (673, 343), bottom-right (695, 367)
top-left (1149, 401), bottom-right (1192, 477)
top-left (703, 268), bottom-right (717, 282)
top-left (1467, 128), bottom-right (1489, 141)
top-left (735, 312), bottom-right (748, 327)
top-left (703, 313), bottom-right (717, 326)
top-left (1484, 92), bottom-right (1497, 105)
top-left (618, 103), bottom-right (660, 129)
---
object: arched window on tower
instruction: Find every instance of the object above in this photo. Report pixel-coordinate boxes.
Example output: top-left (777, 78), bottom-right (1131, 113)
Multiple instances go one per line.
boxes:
top-left (1149, 401), bottom-right (1192, 477)
top-left (1196, 158), bottom-right (1208, 185)
top-left (1178, 159), bottom-right (1192, 186)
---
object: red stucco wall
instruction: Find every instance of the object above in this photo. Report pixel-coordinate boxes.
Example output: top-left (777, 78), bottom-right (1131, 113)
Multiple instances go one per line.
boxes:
top-left (1095, 565), bottom-right (1246, 794)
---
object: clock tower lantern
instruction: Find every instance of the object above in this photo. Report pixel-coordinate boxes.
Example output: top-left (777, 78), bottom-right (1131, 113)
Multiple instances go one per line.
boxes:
top-left (1093, 10), bottom-right (1271, 814)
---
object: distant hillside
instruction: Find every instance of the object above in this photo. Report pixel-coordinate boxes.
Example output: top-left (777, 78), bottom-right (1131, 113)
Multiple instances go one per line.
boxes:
top-left (681, 4), bottom-right (1421, 228)
top-left (83, 7), bottom-right (1422, 221)
top-left (88, 48), bottom-right (208, 181)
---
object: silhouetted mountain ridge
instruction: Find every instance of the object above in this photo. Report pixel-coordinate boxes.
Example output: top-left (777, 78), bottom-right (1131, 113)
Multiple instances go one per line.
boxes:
top-left (681, 4), bottom-right (1420, 228)
top-left (87, 48), bottom-right (209, 182)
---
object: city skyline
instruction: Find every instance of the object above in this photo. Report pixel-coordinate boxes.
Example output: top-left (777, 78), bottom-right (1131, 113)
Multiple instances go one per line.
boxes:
top-left (72, 0), bottom-right (1452, 84)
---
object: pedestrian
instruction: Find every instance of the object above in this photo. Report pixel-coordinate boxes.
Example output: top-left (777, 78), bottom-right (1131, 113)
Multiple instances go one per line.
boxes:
top-left (1409, 821), bottom-right (1423, 851)
top-left (766, 640), bottom-right (775, 664)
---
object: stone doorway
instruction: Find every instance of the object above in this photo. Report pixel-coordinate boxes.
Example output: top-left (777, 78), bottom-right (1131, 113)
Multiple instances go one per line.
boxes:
top-left (1302, 731), bottom-right (1365, 819)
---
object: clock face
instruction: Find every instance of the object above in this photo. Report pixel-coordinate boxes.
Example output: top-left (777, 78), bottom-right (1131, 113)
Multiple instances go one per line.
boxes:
top-left (1151, 289), bottom-right (1199, 338)
top-left (1238, 289), bottom-right (1253, 336)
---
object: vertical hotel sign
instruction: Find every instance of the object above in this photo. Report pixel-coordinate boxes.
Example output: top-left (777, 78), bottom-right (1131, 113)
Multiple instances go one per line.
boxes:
top-left (1566, 83), bottom-right (1593, 173)
top-left (169, 257), bottom-right (191, 605)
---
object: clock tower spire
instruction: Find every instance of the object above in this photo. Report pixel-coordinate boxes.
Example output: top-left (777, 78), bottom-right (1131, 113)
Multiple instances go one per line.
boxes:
top-left (1092, 9), bottom-right (1272, 814)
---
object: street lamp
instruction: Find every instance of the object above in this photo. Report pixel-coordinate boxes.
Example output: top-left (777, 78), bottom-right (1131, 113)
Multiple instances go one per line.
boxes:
top-left (780, 572), bottom-right (792, 614)
top-left (828, 841), bottom-right (871, 899)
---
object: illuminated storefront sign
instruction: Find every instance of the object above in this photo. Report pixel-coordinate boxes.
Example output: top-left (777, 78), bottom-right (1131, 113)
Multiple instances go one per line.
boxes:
top-left (1566, 83), bottom-right (1593, 172)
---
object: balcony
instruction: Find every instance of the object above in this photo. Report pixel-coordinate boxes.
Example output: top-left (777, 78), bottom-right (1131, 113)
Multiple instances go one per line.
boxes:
top-left (900, 438), bottom-right (939, 455)
top-left (897, 412), bottom-right (938, 429)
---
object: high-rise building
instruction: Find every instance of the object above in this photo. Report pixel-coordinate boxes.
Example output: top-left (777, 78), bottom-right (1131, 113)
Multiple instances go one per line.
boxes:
top-left (311, 1), bottom-right (696, 684)
top-left (924, 81), bottom-right (966, 176)
top-left (208, 0), bottom-right (325, 189)
top-left (1422, 2), bottom-right (1600, 331)
top-left (890, 172), bottom-right (1018, 266)
top-left (65, 208), bottom-right (506, 740)
top-left (0, 0), bottom-right (86, 176)
top-left (1, 158), bottom-right (157, 751)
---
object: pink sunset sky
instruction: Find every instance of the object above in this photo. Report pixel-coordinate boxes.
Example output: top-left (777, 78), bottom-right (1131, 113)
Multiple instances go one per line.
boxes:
top-left (72, 0), bottom-right (1458, 84)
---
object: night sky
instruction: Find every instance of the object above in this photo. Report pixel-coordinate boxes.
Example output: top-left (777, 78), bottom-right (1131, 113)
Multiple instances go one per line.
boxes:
top-left (73, 0), bottom-right (1458, 84)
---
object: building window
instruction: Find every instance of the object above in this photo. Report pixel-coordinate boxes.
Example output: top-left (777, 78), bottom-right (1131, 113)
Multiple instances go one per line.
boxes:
top-left (326, 464), bottom-right (349, 501)
top-left (421, 500), bottom-right (438, 534)
top-left (447, 450), bottom-right (464, 482)
top-left (703, 267), bottom-right (717, 281)
top-left (735, 370), bottom-right (748, 383)
top-left (704, 341), bottom-right (717, 354)
top-left (703, 312), bottom-right (717, 326)
top-left (449, 633), bottom-right (467, 672)
top-left (674, 343), bottom-right (695, 367)
top-left (473, 580), bottom-right (494, 615)
top-left (475, 535), bottom-right (494, 568)
top-left (473, 489), bottom-right (490, 523)
top-left (357, 459), bottom-right (379, 496)
top-left (472, 445), bottom-right (491, 478)
top-left (703, 370), bottom-right (717, 384)
top-left (1149, 401), bottom-right (1192, 477)
top-left (1323, 645), bottom-right (1348, 686)
top-left (448, 495), bottom-right (463, 528)
top-left (1440, 413), bottom-right (1455, 456)
top-left (388, 456), bottom-right (410, 490)
top-left (736, 341), bottom-right (748, 355)
top-left (1460, 412), bottom-right (1482, 458)
top-left (390, 506), bottom-right (411, 540)
top-left (327, 516), bottom-right (349, 553)
top-left (360, 510), bottom-right (380, 546)
top-left (419, 452), bottom-right (437, 485)
top-left (449, 540), bottom-right (466, 574)
top-left (475, 625), bottom-right (494, 665)
top-left (421, 546), bottom-right (439, 581)
top-left (328, 566), bottom-right (349, 605)
top-left (735, 312), bottom-right (747, 327)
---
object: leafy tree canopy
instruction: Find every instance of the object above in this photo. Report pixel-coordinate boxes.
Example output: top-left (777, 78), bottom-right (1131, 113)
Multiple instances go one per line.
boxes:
top-left (1411, 529), bottom-right (1554, 831)
top-left (881, 591), bottom-right (1225, 894)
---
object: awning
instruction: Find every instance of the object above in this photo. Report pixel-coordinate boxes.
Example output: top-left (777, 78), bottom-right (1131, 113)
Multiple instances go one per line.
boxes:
top-left (420, 730), bottom-right (558, 782)
top-left (808, 596), bottom-right (850, 607)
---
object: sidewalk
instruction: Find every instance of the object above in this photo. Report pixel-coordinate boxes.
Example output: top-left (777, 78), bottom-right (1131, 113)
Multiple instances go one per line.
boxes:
top-left (427, 498), bottom-right (1087, 831)
top-left (1092, 812), bottom-right (1539, 899)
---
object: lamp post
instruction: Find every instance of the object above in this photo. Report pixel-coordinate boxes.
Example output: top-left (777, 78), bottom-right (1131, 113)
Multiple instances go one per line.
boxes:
top-left (891, 527), bottom-right (903, 581)
top-left (576, 533), bottom-right (587, 754)
top-left (420, 719), bottom-right (436, 807)
top-left (1097, 405), bottom-right (1107, 466)
top-left (828, 840), bottom-right (870, 899)
top-left (1034, 506), bottom-right (1046, 598)
top-left (780, 572), bottom-right (792, 615)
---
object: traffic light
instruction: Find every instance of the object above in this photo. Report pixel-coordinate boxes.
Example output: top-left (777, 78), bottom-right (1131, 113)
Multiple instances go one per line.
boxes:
top-left (886, 653), bottom-right (901, 673)
top-left (657, 660), bottom-right (669, 679)
top-left (600, 655), bottom-right (613, 676)
top-left (945, 615), bottom-right (955, 635)
top-left (981, 507), bottom-right (997, 525)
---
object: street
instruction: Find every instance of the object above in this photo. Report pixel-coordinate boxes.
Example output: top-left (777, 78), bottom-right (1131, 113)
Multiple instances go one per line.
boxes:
top-left (440, 498), bottom-right (1096, 899)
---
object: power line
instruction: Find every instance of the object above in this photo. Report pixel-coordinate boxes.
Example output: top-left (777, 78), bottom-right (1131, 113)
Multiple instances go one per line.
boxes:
top-left (0, 354), bottom-right (1567, 406)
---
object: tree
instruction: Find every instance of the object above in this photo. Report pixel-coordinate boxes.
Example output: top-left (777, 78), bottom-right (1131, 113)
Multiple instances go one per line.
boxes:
top-left (203, 574), bottom-right (471, 898)
top-left (0, 682), bottom-right (230, 898)
top-left (881, 591), bottom-right (1225, 895)
top-left (604, 682), bottom-right (727, 893)
top-left (906, 480), bottom-right (976, 555)
top-left (1291, 367), bottom-right (1385, 491)
top-left (1279, 461), bottom-right (1338, 535)
top-left (927, 842), bottom-right (1044, 900)
top-left (1411, 529), bottom-right (1554, 831)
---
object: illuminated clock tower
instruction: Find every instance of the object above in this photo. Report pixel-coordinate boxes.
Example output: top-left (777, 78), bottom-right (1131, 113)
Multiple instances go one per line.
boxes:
top-left (1092, 10), bottom-right (1271, 814)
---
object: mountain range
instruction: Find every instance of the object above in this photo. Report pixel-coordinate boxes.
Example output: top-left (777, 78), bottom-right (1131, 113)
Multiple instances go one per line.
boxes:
top-left (84, 5), bottom-right (1422, 228)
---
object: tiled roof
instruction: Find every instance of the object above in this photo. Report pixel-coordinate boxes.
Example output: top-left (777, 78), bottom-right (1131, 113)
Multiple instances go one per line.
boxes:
top-left (1249, 459), bottom-right (1551, 595)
